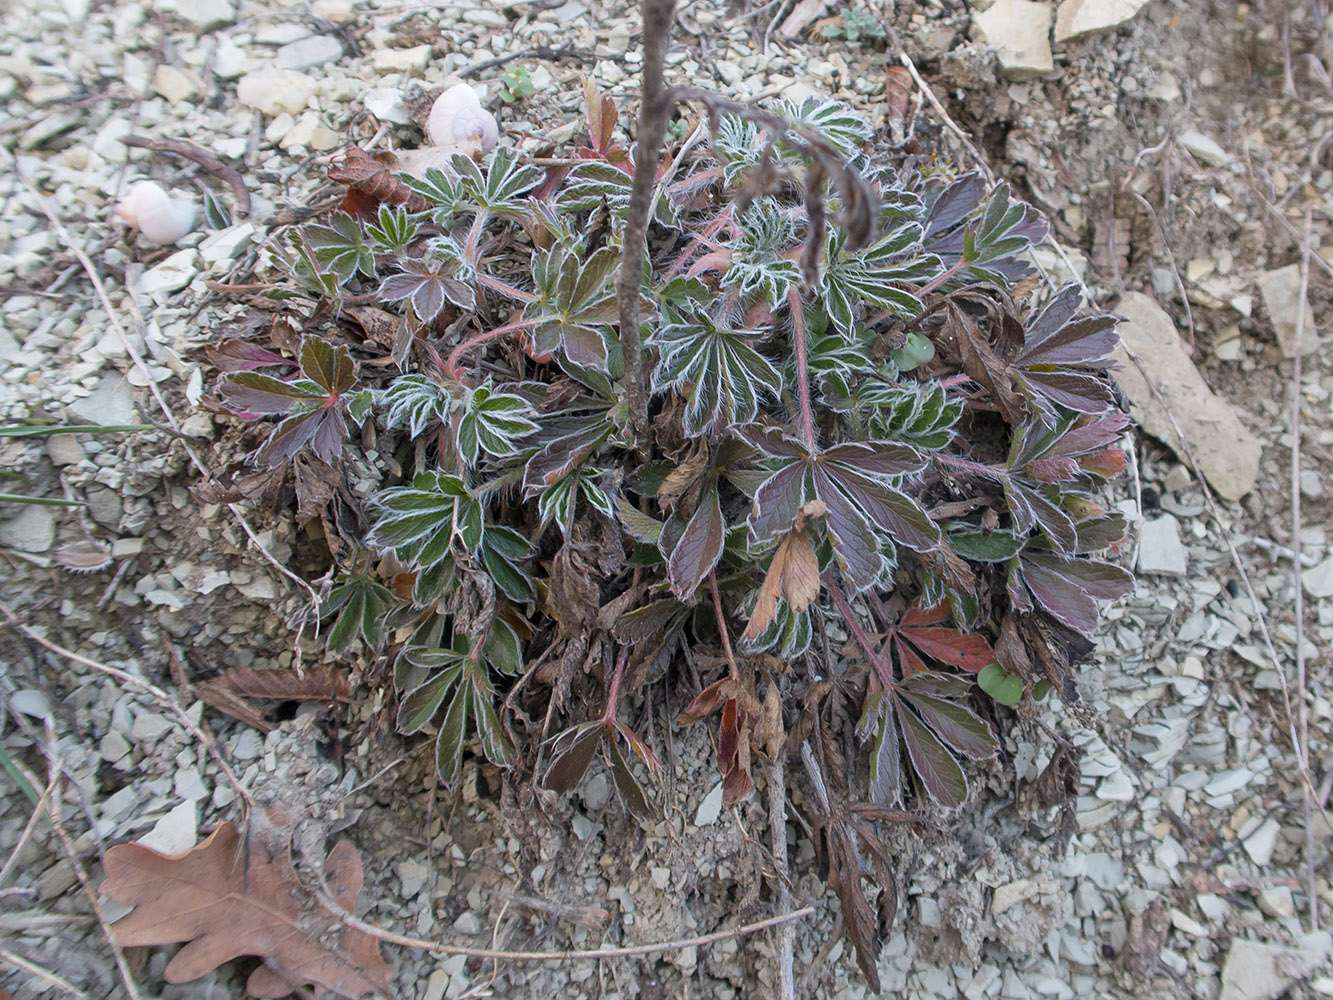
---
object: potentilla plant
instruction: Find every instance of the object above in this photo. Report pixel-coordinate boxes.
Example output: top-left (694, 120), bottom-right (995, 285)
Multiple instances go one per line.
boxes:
top-left (207, 67), bottom-right (1132, 985)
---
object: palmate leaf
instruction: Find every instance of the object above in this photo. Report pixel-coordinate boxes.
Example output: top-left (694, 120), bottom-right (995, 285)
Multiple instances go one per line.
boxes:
top-left (666, 479), bottom-right (725, 600)
top-left (365, 203), bottom-right (420, 254)
top-left (1008, 547), bottom-right (1133, 636)
top-left (304, 212), bottom-right (375, 284)
top-left (457, 384), bottom-right (539, 466)
top-left (885, 598), bottom-right (994, 676)
top-left (860, 381), bottom-right (963, 450)
top-left (378, 374), bottom-right (451, 439)
top-left (926, 179), bottom-right (1048, 284)
top-left (779, 96), bottom-right (873, 160)
top-left (401, 167), bottom-right (465, 226)
top-left (368, 471), bottom-right (483, 569)
top-left (651, 301), bottom-right (783, 436)
top-left (722, 200), bottom-right (800, 307)
top-left (395, 630), bottom-right (516, 785)
top-left (859, 672), bottom-right (995, 808)
top-left (453, 147), bottom-right (542, 219)
top-left (525, 244), bottom-right (620, 370)
top-left (322, 575), bottom-right (395, 653)
top-left (379, 253), bottom-right (475, 322)
top-left (818, 224), bottom-right (938, 334)
top-left (1008, 285), bottom-right (1121, 418)
top-left (557, 160), bottom-right (678, 226)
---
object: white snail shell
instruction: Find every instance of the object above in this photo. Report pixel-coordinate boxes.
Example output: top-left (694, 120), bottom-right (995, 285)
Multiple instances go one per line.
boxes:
top-left (426, 83), bottom-right (499, 159)
top-left (115, 180), bottom-right (196, 245)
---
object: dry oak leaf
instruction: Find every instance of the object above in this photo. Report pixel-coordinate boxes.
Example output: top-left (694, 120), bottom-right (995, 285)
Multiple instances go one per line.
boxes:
top-left (102, 814), bottom-right (391, 999)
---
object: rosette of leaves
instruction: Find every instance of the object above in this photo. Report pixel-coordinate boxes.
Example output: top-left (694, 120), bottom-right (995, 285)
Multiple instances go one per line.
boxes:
top-left (205, 76), bottom-right (1136, 986)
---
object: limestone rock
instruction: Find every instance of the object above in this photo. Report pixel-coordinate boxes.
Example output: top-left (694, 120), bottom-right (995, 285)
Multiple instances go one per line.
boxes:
top-left (1137, 515), bottom-right (1188, 576)
top-left (973, 0), bottom-right (1054, 79)
top-left (1054, 0), bottom-right (1150, 42)
top-left (236, 69), bottom-right (318, 116)
top-left (1257, 263), bottom-right (1318, 357)
top-left (1220, 933), bottom-right (1331, 1000)
top-left (1111, 292), bottom-right (1260, 500)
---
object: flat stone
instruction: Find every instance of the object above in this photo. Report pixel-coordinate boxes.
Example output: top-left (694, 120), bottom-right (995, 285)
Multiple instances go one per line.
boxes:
top-left (68, 374), bottom-right (139, 426)
top-left (138, 800), bottom-right (198, 855)
top-left (213, 37), bottom-right (250, 79)
top-left (152, 64), bottom-right (200, 104)
top-left (363, 87), bottom-right (413, 125)
top-left (1303, 556), bottom-right (1333, 598)
top-left (992, 878), bottom-right (1045, 915)
top-left (199, 222), bottom-right (256, 266)
top-left (1179, 129), bottom-right (1230, 166)
top-left (1257, 264), bottom-right (1318, 357)
top-left (9, 689), bottom-right (52, 718)
top-left (694, 782), bottom-right (724, 826)
top-left (1137, 515), bottom-right (1188, 575)
top-left (276, 35), bottom-right (344, 72)
top-left (1242, 818), bottom-right (1281, 866)
top-left (280, 113), bottom-right (340, 152)
top-left (973, 0), bottom-right (1054, 79)
top-left (1257, 886), bottom-right (1295, 918)
top-left (1112, 292), bottom-right (1261, 500)
top-left (1054, 0), bottom-right (1150, 42)
top-left (372, 46), bottom-right (433, 74)
top-left (139, 249), bottom-right (199, 300)
top-left (0, 503), bottom-right (57, 553)
top-left (236, 69), bottom-right (318, 116)
top-left (1220, 933), bottom-right (1331, 1000)
top-left (159, 0), bottom-right (236, 29)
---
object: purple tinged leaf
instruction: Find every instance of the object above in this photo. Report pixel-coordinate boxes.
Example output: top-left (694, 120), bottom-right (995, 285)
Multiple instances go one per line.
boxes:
top-left (219, 372), bottom-right (323, 413)
top-left (1023, 284), bottom-right (1083, 349)
top-left (1075, 512), bottom-right (1128, 553)
top-left (397, 664), bottom-right (463, 734)
top-left (894, 699), bottom-right (967, 809)
top-left (827, 467), bottom-right (940, 554)
top-left (299, 337), bottom-right (357, 396)
top-left (924, 172), bottom-right (987, 239)
top-left (868, 700), bottom-right (902, 806)
top-left (1019, 558), bottom-right (1100, 634)
top-left (747, 461), bottom-right (806, 543)
top-left (542, 722), bottom-right (604, 793)
top-left (667, 481), bottom-right (726, 600)
top-left (896, 671), bottom-right (973, 700)
top-left (821, 440), bottom-right (926, 478)
top-left (1017, 370), bottom-right (1115, 413)
top-left (606, 734), bottom-right (656, 819)
top-left (1016, 314), bottom-right (1119, 366)
top-left (896, 691), bottom-right (996, 761)
top-left (207, 340), bottom-right (292, 373)
top-left (1022, 552), bottom-right (1133, 601)
top-left (815, 467), bottom-right (884, 592)
top-left (255, 409), bottom-right (324, 467)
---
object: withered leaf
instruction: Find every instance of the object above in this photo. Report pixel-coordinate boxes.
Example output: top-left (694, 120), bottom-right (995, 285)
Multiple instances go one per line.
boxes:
top-left (102, 813), bottom-right (391, 999)
top-left (742, 526), bottom-right (820, 642)
top-left (328, 147), bottom-right (429, 214)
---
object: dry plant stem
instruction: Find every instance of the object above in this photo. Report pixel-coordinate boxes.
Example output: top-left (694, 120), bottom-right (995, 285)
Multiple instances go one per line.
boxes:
top-left (710, 571), bottom-right (742, 681)
top-left (786, 286), bottom-right (817, 451)
top-left (445, 314), bottom-right (534, 375)
top-left (0, 600), bottom-right (253, 809)
top-left (1290, 208), bottom-right (1316, 931)
top-left (824, 576), bottom-right (891, 686)
top-left (120, 134), bottom-right (251, 216)
top-left (0, 946), bottom-right (90, 999)
top-left (616, 0), bottom-right (678, 452)
top-left (42, 727), bottom-right (144, 1000)
top-left (316, 871), bottom-right (813, 961)
top-left (0, 766), bottom-right (59, 889)
top-left (1120, 348), bottom-right (1333, 837)
top-left (4, 153), bottom-right (322, 629)
top-left (768, 751), bottom-right (796, 1000)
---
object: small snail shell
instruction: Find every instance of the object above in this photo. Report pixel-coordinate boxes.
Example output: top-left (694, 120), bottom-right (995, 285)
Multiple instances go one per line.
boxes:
top-left (426, 83), bottom-right (499, 158)
top-left (115, 181), bottom-right (195, 245)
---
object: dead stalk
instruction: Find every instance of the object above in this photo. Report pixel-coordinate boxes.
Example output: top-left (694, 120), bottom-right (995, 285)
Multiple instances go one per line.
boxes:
top-left (0, 946), bottom-right (91, 999)
top-left (616, 0), bottom-right (677, 451)
top-left (1289, 208), bottom-right (1316, 931)
top-left (768, 752), bottom-right (796, 1000)
top-left (0, 766), bottom-right (60, 889)
top-left (317, 876), bottom-right (813, 962)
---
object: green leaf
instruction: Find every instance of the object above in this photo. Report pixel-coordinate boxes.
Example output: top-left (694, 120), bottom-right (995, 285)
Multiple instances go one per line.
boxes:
top-left (525, 244), bottom-right (620, 371)
top-left (434, 681), bottom-right (470, 785)
top-left (366, 203), bottom-right (420, 254)
top-left (304, 212), bottom-right (375, 284)
top-left (977, 664), bottom-right (1023, 706)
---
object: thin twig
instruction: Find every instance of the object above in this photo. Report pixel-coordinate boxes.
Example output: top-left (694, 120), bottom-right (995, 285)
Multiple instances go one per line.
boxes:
top-left (0, 946), bottom-right (90, 999)
top-left (318, 875), bottom-right (813, 961)
top-left (42, 725), bottom-right (144, 1000)
top-left (0, 765), bottom-right (58, 889)
top-left (1290, 208), bottom-right (1316, 931)
top-left (768, 750), bottom-right (795, 1000)
top-left (120, 134), bottom-right (251, 216)
top-left (0, 600), bottom-right (252, 809)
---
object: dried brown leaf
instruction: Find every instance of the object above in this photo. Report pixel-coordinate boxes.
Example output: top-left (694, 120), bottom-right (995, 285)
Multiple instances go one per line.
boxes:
top-left (742, 526), bottom-right (820, 641)
top-left (327, 148), bottom-right (429, 213)
top-left (102, 812), bottom-right (391, 999)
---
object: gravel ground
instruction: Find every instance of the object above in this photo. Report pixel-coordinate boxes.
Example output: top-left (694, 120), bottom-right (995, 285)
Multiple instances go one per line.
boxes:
top-left (2, 0), bottom-right (1332, 998)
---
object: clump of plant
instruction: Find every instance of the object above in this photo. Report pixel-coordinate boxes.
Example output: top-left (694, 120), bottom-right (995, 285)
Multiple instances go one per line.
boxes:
top-left (819, 7), bottom-right (887, 45)
top-left (206, 48), bottom-right (1132, 988)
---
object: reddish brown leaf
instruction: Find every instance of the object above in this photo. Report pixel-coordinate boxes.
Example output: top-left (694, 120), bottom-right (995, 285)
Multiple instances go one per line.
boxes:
top-left (742, 525), bottom-right (820, 641)
top-left (327, 147), bottom-right (429, 213)
top-left (102, 811), bottom-right (391, 999)
top-left (207, 665), bottom-right (350, 702)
